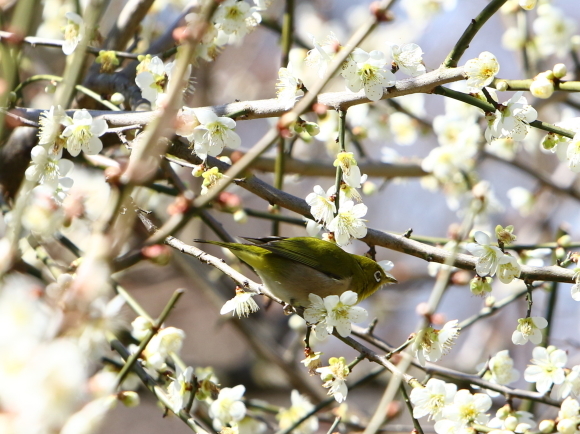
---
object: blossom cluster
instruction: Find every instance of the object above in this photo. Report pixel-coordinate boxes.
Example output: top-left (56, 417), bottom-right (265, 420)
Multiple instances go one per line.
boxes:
top-left (409, 345), bottom-right (580, 434)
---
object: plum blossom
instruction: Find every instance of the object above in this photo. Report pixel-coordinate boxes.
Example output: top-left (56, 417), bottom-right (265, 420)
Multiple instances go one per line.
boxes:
top-left (316, 357), bottom-right (349, 403)
top-left (524, 346), bottom-right (567, 393)
top-left (341, 48), bottom-right (395, 101)
top-left (190, 109), bottom-right (241, 160)
top-left (304, 291), bottom-right (367, 339)
top-left (466, 231), bottom-right (508, 277)
top-left (326, 201), bottom-right (368, 246)
top-left (464, 52), bottom-right (500, 91)
top-left (61, 109), bottom-right (108, 157)
top-left (485, 92), bottom-right (537, 143)
top-left (390, 43), bottom-right (426, 77)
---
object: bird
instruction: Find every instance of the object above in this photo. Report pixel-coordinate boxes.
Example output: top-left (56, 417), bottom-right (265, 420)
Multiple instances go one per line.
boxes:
top-left (194, 236), bottom-right (397, 307)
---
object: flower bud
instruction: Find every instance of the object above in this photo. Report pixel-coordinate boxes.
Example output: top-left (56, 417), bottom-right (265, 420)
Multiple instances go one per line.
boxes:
top-left (45, 83), bottom-right (57, 94)
top-left (542, 133), bottom-right (558, 150)
top-left (304, 121), bottom-right (320, 136)
top-left (191, 164), bottom-right (204, 177)
top-left (495, 80), bottom-right (509, 92)
top-left (118, 391), bottom-right (140, 407)
top-left (496, 405), bottom-right (511, 419)
top-left (233, 209), bottom-right (248, 223)
top-left (539, 420), bottom-right (555, 433)
top-left (470, 276), bottom-right (492, 296)
top-left (496, 224), bottom-right (517, 245)
top-left (557, 419), bottom-right (576, 434)
top-left (553, 63), bottom-right (567, 79)
top-left (530, 73), bottom-right (554, 99)
top-left (558, 234), bottom-right (571, 247)
top-left (505, 416), bottom-right (519, 431)
top-left (110, 92), bottom-right (125, 105)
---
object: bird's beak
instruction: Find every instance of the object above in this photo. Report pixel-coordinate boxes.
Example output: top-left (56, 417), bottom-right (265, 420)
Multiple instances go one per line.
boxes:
top-left (384, 272), bottom-right (397, 284)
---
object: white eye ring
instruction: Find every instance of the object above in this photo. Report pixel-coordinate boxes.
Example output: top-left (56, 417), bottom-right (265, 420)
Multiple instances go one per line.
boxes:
top-left (374, 271), bottom-right (382, 282)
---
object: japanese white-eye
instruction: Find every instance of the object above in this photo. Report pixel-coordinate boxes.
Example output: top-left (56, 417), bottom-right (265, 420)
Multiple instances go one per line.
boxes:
top-left (194, 236), bottom-right (397, 307)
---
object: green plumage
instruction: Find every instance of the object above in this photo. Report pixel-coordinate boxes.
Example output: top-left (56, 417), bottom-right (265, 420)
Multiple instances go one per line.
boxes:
top-left (194, 237), bottom-right (397, 307)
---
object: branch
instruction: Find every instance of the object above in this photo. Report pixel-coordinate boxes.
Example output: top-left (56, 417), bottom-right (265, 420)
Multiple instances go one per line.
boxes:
top-left (167, 143), bottom-right (579, 284)
top-left (17, 66), bottom-right (466, 126)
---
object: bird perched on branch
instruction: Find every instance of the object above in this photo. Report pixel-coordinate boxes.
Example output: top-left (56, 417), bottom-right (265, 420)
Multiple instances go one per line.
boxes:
top-left (194, 236), bottom-right (397, 307)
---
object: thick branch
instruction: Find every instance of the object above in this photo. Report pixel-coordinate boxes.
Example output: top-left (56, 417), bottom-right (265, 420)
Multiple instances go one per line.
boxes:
top-left (17, 66), bottom-right (466, 126)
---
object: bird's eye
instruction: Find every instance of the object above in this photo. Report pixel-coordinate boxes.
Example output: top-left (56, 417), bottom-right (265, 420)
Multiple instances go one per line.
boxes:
top-left (374, 271), bottom-right (382, 282)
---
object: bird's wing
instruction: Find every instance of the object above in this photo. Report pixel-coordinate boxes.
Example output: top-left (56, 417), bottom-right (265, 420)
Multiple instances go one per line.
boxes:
top-left (257, 238), bottom-right (344, 280)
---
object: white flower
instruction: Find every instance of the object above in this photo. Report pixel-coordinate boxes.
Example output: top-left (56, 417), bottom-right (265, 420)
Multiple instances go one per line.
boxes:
top-left (410, 378), bottom-right (457, 421)
top-left (316, 356), bottom-right (349, 403)
top-left (168, 365), bottom-right (194, 414)
top-left (135, 56), bottom-right (167, 106)
top-left (524, 346), bottom-right (567, 394)
top-left (131, 316), bottom-right (153, 341)
top-left (214, 0), bottom-right (261, 44)
top-left (556, 366), bottom-right (580, 399)
top-left (62, 12), bottom-right (84, 55)
top-left (326, 201), bottom-right (368, 246)
top-left (305, 33), bottom-right (338, 78)
top-left (485, 92), bottom-right (537, 143)
top-left (533, 4), bottom-right (576, 58)
top-left (464, 52), bottom-right (500, 91)
top-left (303, 291), bottom-right (367, 339)
top-left (143, 327), bottom-right (186, 370)
top-left (443, 389), bottom-right (492, 426)
top-left (497, 255), bottom-right (521, 284)
top-left (305, 185), bottom-right (336, 225)
top-left (466, 231), bottom-right (507, 277)
top-left (341, 48), bottom-right (395, 101)
top-left (557, 132), bottom-right (580, 173)
top-left (333, 151), bottom-right (362, 188)
top-left (61, 109), bottom-right (108, 157)
top-left (390, 43), bottom-right (426, 77)
top-left (276, 64), bottom-right (304, 109)
top-left (191, 109), bottom-right (241, 160)
top-left (38, 105), bottom-right (66, 156)
top-left (487, 350), bottom-right (520, 387)
top-left (512, 317), bottom-right (548, 345)
top-left (25, 145), bottom-right (74, 191)
top-left (413, 320), bottom-right (460, 366)
top-left (220, 290), bottom-right (259, 318)
top-left (209, 385), bottom-right (247, 430)
top-left (277, 390), bottom-right (319, 434)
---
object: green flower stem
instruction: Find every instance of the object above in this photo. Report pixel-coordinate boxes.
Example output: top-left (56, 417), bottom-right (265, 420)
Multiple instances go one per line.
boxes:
top-left (493, 78), bottom-right (580, 92)
top-left (433, 85), bottom-right (576, 138)
top-left (443, 0), bottom-right (508, 68)
top-left (116, 288), bottom-right (184, 386)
